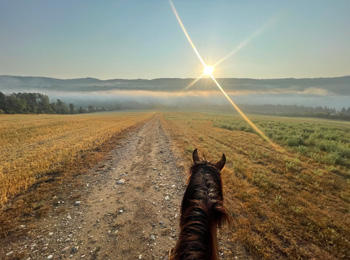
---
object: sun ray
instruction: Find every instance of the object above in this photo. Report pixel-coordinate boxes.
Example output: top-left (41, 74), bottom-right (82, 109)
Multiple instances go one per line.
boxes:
top-left (213, 38), bottom-right (250, 68)
top-left (213, 16), bottom-right (280, 68)
top-left (210, 75), bottom-right (283, 151)
top-left (183, 73), bottom-right (205, 91)
top-left (169, 0), bottom-right (206, 67)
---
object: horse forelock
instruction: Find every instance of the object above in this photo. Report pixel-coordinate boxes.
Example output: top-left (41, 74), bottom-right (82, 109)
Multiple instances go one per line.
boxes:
top-left (191, 163), bottom-right (227, 226)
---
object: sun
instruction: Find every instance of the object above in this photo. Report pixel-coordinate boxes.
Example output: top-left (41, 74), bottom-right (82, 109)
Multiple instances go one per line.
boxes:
top-left (203, 65), bottom-right (214, 76)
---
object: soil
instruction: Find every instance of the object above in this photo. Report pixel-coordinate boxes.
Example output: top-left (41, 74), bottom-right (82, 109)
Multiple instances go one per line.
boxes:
top-left (0, 115), bottom-right (235, 260)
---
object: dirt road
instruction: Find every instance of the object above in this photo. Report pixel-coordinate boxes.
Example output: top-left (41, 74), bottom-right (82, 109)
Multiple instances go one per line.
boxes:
top-left (1, 115), bottom-right (234, 260)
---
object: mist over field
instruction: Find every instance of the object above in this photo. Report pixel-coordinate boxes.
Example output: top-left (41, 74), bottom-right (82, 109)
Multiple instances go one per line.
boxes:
top-left (1, 75), bottom-right (349, 110)
top-left (47, 90), bottom-right (350, 111)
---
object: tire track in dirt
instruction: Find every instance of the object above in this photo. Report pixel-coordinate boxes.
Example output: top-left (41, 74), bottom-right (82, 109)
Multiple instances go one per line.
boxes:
top-left (1, 115), bottom-right (186, 260)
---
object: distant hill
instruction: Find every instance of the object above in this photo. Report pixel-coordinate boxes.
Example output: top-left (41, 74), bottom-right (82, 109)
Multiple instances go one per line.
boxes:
top-left (0, 75), bottom-right (349, 95)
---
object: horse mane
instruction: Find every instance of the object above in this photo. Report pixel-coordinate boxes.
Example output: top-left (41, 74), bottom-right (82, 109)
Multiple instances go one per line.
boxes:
top-left (170, 160), bottom-right (228, 260)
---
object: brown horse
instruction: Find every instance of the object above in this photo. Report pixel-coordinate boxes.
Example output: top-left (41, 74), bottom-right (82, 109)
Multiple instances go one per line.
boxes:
top-left (166, 149), bottom-right (228, 260)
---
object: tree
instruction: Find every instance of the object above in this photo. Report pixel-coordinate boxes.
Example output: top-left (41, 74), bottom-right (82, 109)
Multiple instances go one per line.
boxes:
top-left (54, 99), bottom-right (70, 114)
top-left (88, 105), bottom-right (96, 113)
top-left (6, 94), bottom-right (26, 113)
top-left (38, 94), bottom-right (52, 113)
top-left (26, 93), bottom-right (38, 113)
top-left (69, 103), bottom-right (75, 114)
top-left (50, 102), bottom-right (57, 114)
top-left (0, 91), bottom-right (6, 113)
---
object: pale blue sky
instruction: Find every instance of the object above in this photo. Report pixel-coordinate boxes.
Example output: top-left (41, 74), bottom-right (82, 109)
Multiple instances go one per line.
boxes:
top-left (0, 0), bottom-right (349, 79)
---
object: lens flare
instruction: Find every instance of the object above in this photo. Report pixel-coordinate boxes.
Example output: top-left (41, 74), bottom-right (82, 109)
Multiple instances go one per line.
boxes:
top-left (183, 73), bottom-right (205, 91)
top-left (169, 0), bottom-right (206, 67)
top-left (169, 0), bottom-right (282, 151)
top-left (209, 75), bottom-right (282, 150)
top-left (213, 15), bottom-right (279, 68)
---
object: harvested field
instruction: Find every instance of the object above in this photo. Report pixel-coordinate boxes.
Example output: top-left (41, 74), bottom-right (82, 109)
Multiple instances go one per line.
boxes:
top-left (0, 111), bottom-right (349, 259)
top-left (0, 112), bottom-right (154, 204)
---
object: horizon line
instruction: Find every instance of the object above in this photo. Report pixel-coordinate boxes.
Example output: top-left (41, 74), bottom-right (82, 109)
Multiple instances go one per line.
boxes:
top-left (1, 74), bottom-right (349, 81)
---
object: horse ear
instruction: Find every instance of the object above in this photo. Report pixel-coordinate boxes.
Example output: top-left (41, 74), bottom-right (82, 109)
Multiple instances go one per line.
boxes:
top-left (215, 154), bottom-right (226, 171)
top-left (193, 149), bottom-right (200, 164)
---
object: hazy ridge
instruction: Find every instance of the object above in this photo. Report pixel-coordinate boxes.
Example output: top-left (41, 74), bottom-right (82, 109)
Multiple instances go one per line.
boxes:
top-left (1, 75), bottom-right (349, 95)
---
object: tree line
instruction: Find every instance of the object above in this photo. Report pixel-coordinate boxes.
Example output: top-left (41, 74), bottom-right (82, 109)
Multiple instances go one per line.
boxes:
top-left (0, 91), bottom-right (101, 114)
top-left (242, 104), bottom-right (350, 120)
top-left (243, 104), bottom-right (350, 115)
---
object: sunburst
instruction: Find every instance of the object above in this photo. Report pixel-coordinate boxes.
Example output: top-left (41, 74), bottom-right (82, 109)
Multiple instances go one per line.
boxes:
top-left (169, 0), bottom-right (282, 151)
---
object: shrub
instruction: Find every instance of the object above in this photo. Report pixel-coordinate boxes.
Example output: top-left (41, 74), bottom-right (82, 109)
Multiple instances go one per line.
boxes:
top-left (286, 136), bottom-right (304, 147)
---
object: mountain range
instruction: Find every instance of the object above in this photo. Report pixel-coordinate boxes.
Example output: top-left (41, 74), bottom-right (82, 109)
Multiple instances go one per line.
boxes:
top-left (1, 75), bottom-right (349, 96)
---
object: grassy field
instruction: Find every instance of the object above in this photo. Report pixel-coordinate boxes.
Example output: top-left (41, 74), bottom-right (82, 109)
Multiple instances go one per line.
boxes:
top-left (214, 114), bottom-right (350, 167)
top-left (162, 111), bottom-right (350, 259)
top-left (0, 111), bottom-right (154, 205)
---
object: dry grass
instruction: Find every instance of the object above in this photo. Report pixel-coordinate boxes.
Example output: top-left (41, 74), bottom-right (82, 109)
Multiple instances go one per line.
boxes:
top-left (0, 111), bottom-right (154, 205)
top-left (162, 111), bottom-right (350, 259)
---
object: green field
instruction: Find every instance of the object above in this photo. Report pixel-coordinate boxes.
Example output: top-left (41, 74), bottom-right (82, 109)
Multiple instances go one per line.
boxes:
top-left (209, 113), bottom-right (350, 167)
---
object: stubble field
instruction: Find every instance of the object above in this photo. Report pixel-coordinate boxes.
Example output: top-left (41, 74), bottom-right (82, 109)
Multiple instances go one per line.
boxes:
top-left (0, 111), bottom-right (154, 205)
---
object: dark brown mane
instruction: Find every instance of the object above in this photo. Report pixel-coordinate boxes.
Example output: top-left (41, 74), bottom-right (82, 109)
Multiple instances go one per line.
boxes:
top-left (169, 150), bottom-right (228, 260)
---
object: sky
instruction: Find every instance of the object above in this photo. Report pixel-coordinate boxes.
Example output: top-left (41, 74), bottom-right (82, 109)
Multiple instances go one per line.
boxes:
top-left (0, 0), bottom-right (349, 80)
